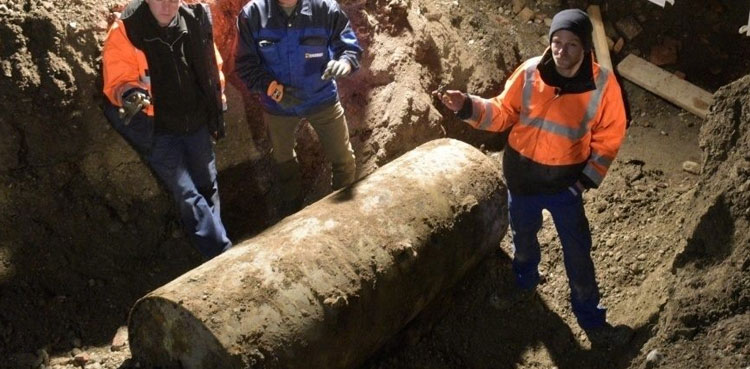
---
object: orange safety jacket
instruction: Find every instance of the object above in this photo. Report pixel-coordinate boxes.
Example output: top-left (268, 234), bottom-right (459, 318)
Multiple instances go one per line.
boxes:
top-left (462, 49), bottom-right (626, 194)
top-left (102, 19), bottom-right (155, 115)
top-left (102, 0), bottom-right (227, 137)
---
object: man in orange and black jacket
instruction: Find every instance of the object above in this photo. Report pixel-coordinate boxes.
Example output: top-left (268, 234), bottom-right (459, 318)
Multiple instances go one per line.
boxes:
top-left (102, 0), bottom-right (231, 258)
top-left (437, 9), bottom-right (629, 346)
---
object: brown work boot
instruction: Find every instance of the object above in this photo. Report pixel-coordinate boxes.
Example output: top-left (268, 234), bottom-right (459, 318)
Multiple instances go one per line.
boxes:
top-left (584, 323), bottom-right (634, 349)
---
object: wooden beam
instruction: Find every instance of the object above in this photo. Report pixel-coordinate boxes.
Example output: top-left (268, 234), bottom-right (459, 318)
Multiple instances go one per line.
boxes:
top-left (587, 5), bottom-right (613, 71)
top-left (617, 54), bottom-right (714, 119)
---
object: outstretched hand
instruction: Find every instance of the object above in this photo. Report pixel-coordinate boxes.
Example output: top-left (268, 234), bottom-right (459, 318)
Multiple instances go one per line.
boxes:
top-left (433, 89), bottom-right (466, 112)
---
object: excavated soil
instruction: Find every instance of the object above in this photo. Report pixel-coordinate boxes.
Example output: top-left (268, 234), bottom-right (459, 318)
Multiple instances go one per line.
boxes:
top-left (0, 0), bottom-right (748, 368)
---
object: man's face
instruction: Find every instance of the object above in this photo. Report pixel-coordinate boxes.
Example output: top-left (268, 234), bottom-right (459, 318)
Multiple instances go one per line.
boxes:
top-left (145, 0), bottom-right (181, 27)
top-left (550, 30), bottom-right (585, 74)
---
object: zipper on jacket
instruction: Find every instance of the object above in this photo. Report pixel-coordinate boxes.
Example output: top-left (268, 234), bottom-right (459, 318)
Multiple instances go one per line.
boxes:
top-left (144, 32), bottom-right (191, 132)
top-left (143, 31), bottom-right (185, 53)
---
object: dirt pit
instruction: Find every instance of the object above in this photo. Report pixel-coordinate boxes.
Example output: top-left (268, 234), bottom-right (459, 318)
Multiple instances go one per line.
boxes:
top-left (0, 0), bottom-right (748, 368)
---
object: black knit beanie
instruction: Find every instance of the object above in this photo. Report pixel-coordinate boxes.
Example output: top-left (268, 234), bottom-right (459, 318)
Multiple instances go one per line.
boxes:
top-left (548, 9), bottom-right (593, 52)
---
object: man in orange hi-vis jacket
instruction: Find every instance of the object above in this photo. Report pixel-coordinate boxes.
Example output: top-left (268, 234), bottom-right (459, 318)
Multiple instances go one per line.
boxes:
top-left (436, 9), bottom-right (630, 348)
top-left (102, 0), bottom-right (231, 258)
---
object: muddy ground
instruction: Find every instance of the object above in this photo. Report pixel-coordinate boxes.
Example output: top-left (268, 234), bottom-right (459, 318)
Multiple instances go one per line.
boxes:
top-left (0, 0), bottom-right (748, 368)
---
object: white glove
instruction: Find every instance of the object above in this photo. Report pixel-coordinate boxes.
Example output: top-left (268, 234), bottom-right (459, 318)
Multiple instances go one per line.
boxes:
top-left (321, 59), bottom-right (351, 80)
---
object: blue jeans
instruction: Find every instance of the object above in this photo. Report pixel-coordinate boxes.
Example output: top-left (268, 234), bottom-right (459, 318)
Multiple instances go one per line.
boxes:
top-left (105, 105), bottom-right (232, 258)
top-left (508, 188), bottom-right (606, 329)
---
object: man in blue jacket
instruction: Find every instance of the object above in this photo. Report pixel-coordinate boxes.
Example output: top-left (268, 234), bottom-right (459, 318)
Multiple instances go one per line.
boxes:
top-left (235, 0), bottom-right (362, 214)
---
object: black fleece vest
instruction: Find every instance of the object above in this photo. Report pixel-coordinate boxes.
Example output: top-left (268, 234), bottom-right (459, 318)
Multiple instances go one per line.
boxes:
top-left (122, 1), bottom-right (216, 135)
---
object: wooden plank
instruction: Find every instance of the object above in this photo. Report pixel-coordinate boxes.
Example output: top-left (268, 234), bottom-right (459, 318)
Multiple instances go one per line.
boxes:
top-left (587, 5), bottom-right (612, 71)
top-left (617, 54), bottom-right (714, 119)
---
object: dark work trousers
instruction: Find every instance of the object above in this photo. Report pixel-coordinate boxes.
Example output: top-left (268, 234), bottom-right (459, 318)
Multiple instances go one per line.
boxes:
top-left (104, 105), bottom-right (232, 258)
top-left (508, 188), bottom-right (606, 329)
top-left (265, 102), bottom-right (356, 203)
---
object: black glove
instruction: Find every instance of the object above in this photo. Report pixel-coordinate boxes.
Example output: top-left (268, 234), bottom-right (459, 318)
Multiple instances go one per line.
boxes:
top-left (321, 59), bottom-right (351, 80)
top-left (118, 91), bottom-right (151, 125)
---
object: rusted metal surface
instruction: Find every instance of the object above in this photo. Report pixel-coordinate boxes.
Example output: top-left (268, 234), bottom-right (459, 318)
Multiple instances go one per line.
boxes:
top-left (128, 138), bottom-right (509, 369)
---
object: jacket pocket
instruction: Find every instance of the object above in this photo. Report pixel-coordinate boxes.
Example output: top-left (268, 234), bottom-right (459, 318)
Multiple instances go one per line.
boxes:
top-left (258, 39), bottom-right (281, 65)
top-left (300, 36), bottom-right (326, 46)
top-left (300, 44), bottom-right (328, 77)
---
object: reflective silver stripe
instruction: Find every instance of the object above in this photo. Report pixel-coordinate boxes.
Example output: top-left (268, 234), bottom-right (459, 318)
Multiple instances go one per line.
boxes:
top-left (469, 94), bottom-right (483, 122)
top-left (521, 58), bottom-right (540, 116)
top-left (520, 114), bottom-right (580, 138)
top-left (583, 164), bottom-right (604, 185)
top-left (590, 151), bottom-right (613, 168)
top-left (468, 95), bottom-right (496, 130)
top-left (578, 67), bottom-right (610, 133)
top-left (519, 63), bottom-right (611, 140)
top-left (477, 99), bottom-right (495, 130)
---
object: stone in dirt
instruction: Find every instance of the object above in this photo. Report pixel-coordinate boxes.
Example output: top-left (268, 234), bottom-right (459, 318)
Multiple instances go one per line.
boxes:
top-left (74, 352), bottom-right (90, 365)
top-left (512, 0), bottom-right (524, 14)
top-left (111, 326), bottom-right (128, 351)
top-left (613, 37), bottom-right (625, 53)
top-left (682, 161), bottom-right (700, 174)
top-left (518, 7), bottom-right (534, 23)
top-left (645, 349), bottom-right (664, 367)
top-left (615, 16), bottom-right (643, 41)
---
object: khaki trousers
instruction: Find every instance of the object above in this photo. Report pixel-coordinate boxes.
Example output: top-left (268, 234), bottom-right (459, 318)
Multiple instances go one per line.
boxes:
top-left (264, 102), bottom-right (356, 203)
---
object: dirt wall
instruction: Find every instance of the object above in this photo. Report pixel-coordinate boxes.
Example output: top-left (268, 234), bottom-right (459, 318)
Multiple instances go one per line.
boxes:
top-left (1, 0), bottom-right (172, 357)
top-left (645, 74), bottom-right (750, 369)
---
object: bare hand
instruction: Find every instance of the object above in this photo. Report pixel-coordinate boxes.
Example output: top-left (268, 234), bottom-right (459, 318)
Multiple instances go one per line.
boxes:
top-left (433, 89), bottom-right (466, 112)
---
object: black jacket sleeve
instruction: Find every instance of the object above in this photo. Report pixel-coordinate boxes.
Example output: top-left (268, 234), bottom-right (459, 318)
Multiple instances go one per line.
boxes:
top-left (234, 8), bottom-right (276, 95)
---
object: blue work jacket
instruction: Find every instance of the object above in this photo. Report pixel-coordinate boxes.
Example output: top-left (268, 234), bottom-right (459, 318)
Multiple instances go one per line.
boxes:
top-left (235, 0), bottom-right (362, 116)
